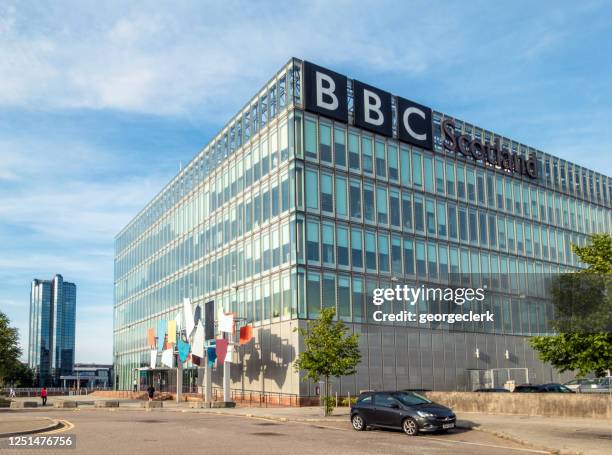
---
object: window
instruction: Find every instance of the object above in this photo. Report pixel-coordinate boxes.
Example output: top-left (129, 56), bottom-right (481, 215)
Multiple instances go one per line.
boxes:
top-left (391, 236), bottom-right (402, 275)
top-left (412, 151), bottom-right (423, 188)
top-left (350, 181), bottom-right (362, 219)
top-left (389, 190), bottom-right (400, 227)
top-left (338, 276), bottom-right (351, 320)
top-left (416, 241), bottom-right (426, 277)
top-left (447, 203), bottom-right (457, 239)
top-left (498, 216), bottom-right (507, 250)
top-left (362, 136), bottom-right (373, 173)
top-left (437, 202), bottom-right (447, 237)
top-left (304, 119), bottom-right (317, 160)
top-left (426, 199), bottom-right (436, 235)
top-left (456, 165), bottom-right (466, 199)
top-left (424, 155), bottom-right (434, 192)
top-left (428, 243), bottom-right (437, 279)
top-left (435, 158), bottom-right (445, 194)
top-left (306, 221), bottom-right (319, 262)
top-left (305, 170), bottom-right (318, 210)
top-left (496, 176), bottom-right (504, 209)
top-left (375, 141), bottom-right (386, 178)
top-left (467, 169), bottom-right (476, 202)
top-left (476, 171), bottom-right (485, 204)
top-left (336, 226), bottom-right (349, 267)
top-left (335, 176), bottom-right (347, 217)
top-left (414, 196), bottom-right (424, 232)
top-left (402, 193), bottom-right (412, 230)
top-left (334, 127), bottom-right (346, 167)
top-left (468, 209), bottom-right (478, 243)
top-left (403, 238), bottom-right (414, 275)
top-left (388, 145), bottom-right (399, 181)
top-left (307, 272), bottom-right (321, 319)
top-left (351, 228), bottom-right (363, 268)
top-left (322, 224), bottom-right (334, 265)
top-left (488, 214), bottom-right (497, 248)
top-left (321, 173), bottom-right (334, 213)
top-left (365, 231), bottom-right (377, 271)
top-left (445, 162), bottom-right (455, 196)
top-left (322, 274), bottom-right (335, 309)
top-left (378, 234), bottom-right (389, 272)
top-left (348, 133), bottom-right (360, 170)
top-left (479, 211), bottom-right (487, 245)
top-left (363, 183), bottom-right (375, 223)
top-left (352, 277), bottom-right (364, 321)
top-left (459, 207), bottom-right (468, 242)
top-left (281, 173), bottom-right (290, 212)
top-left (507, 219), bottom-right (515, 252)
top-left (400, 146), bottom-right (411, 187)
top-left (320, 123), bottom-right (332, 163)
top-left (377, 187), bottom-right (388, 224)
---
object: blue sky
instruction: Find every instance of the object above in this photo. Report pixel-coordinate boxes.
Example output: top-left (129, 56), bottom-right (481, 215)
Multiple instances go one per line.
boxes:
top-left (1, 1), bottom-right (611, 363)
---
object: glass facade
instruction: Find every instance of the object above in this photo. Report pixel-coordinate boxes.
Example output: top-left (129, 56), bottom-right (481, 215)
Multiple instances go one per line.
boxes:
top-left (29, 274), bottom-right (76, 386)
top-left (114, 58), bottom-right (612, 392)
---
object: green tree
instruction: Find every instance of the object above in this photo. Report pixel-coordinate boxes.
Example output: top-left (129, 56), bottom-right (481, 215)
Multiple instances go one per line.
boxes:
top-left (530, 234), bottom-right (612, 377)
top-left (294, 308), bottom-right (361, 415)
top-left (0, 311), bottom-right (23, 386)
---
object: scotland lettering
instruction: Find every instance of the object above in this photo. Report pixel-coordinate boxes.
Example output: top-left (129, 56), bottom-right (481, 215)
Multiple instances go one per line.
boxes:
top-left (442, 119), bottom-right (538, 179)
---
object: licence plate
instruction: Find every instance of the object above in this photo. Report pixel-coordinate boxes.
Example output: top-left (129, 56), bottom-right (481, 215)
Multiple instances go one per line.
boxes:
top-left (442, 423), bottom-right (455, 429)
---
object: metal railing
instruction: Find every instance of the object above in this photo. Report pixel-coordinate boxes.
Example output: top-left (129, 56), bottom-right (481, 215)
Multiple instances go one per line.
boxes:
top-left (1, 387), bottom-right (113, 397)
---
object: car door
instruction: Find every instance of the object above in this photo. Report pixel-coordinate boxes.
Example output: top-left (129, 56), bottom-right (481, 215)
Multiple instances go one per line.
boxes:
top-left (373, 393), bottom-right (402, 428)
top-left (355, 394), bottom-right (377, 423)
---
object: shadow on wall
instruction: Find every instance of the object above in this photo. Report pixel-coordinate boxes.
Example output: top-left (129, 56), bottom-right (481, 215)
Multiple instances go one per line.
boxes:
top-left (233, 328), bottom-right (295, 390)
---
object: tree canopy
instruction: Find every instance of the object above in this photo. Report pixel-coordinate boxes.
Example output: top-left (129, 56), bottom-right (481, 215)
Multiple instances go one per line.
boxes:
top-left (530, 233), bottom-right (612, 377)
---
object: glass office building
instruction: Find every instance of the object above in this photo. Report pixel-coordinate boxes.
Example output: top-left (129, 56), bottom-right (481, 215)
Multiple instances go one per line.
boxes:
top-left (113, 58), bottom-right (612, 395)
top-left (29, 274), bottom-right (77, 386)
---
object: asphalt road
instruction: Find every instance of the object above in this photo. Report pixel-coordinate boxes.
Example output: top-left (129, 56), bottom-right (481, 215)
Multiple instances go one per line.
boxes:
top-left (0, 409), bottom-right (550, 455)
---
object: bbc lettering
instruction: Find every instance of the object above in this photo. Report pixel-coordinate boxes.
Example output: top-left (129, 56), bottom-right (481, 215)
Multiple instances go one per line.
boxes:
top-left (303, 61), bottom-right (431, 150)
top-left (302, 61), bottom-right (537, 180)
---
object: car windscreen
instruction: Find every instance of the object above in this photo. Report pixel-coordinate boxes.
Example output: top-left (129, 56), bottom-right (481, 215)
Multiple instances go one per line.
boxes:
top-left (392, 392), bottom-right (432, 406)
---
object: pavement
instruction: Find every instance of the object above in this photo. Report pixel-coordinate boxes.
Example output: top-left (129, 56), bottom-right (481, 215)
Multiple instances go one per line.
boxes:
top-left (0, 408), bottom-right (547, 455)
top-left (2, 396), bottom-right (612, 454)
top-left (0, 416), bottom-right (61, 437)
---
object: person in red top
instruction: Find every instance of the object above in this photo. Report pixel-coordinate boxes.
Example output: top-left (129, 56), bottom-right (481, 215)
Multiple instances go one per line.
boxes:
top-left (40, 387), bottom-right (47, 406)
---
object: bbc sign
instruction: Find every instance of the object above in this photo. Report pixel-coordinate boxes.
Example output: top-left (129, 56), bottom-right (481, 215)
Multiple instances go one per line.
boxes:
top-left (302, 61), bottom-right (537, 179)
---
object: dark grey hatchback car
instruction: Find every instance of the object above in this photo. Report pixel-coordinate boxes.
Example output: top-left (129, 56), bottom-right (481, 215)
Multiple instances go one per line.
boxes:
top-left (350, 391), bottom-right (456, 436)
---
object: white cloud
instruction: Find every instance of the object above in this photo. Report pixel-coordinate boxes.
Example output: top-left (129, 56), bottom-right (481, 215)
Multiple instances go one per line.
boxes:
top-left (0, 1), bottom-right (465, 116)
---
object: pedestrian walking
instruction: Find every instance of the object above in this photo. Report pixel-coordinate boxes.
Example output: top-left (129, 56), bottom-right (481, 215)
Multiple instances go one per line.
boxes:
top-left (9, 388), bottom-right (16, 398)
top-left (147, 384), bottom-right (155, 402)
top-left (133, 379), bottom-right (137, 392)
top-left (41, 387), bottom-right (47, 406)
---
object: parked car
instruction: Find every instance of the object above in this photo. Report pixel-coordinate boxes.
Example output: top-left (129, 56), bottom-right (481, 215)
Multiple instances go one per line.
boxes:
top-left (350, 391), bottom-right (456, 436)
top-left (563, 378), bottom-right (598, 391)
top-left (473, 388), bottom-right (510, 392)
top-left (514, 383), bottom-right (574, 393)
top-left (580, 377), bottom-right (612, 393)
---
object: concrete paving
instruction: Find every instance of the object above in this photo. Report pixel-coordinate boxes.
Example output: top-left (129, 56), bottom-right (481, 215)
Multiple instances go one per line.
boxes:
top-left (458, 412), bottom-right (612, 455)
top-left (0, 416), bottom-right (60, 437)
top-left (0, 408), bottom-right (548, 455)
top-left (4, 397), bottom-right (612, 454)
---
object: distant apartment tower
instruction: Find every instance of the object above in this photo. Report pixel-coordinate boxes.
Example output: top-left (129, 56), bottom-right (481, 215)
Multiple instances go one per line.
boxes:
top-left (28, 274), bottom-right (76, 386)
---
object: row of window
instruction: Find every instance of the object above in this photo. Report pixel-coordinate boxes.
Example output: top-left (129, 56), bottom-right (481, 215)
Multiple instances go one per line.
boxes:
top-left (116, 168), bottom-right (295, 283)
top-left (302, 270), bottom-right (552, 336)
top-left (115, 60), bottom-right (301, 254)
top-left (116, 217), bottom-right (296, 311)
top-left (302, 220), bottom-right (570, 288)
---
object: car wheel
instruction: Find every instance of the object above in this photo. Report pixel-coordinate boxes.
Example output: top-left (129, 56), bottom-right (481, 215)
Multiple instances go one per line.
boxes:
top-left (402, 417), bottom-right (419, 436)
top-left (352, 413), bottom-right (367, 431)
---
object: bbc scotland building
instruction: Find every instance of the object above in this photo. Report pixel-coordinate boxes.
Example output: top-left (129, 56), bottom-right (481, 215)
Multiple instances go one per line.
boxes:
top-left (113, 58), bottom-right (612, 396)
